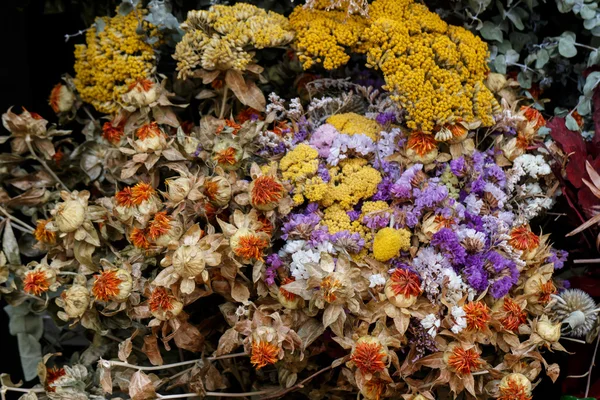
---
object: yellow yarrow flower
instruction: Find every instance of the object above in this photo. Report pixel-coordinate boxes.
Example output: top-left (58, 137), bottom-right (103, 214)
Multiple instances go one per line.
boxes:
top-left (372, 227), bottom-right (411, 262)
top-left (326, 113), bottom-right (380, 141)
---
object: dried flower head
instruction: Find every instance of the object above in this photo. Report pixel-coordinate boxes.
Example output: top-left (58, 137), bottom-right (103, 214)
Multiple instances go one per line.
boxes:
top-left (149, 287), bottom-right (183, 321)
top-left (509, 225), bottom-right (540, 251)
top-left (351, 336), bottom-right (388, 375)
top-left (92, 269), bottom-right (132, 302)
top-left (385, 268), bottom-right (422, 308)
top-left (498, 373), bottom-right (532, 400)
top-left (551, 288), bottom-right (598, 338)
top-left (463, 301), bottom-right (491, 331)
top-left (24, 265), bottom-right (56, 296)
top-left (34, 219), bottom-right (56, 245)
top-left (499, 298), bottom-right (528, 332)
top-left (445, 344), bottom-right (483, 375)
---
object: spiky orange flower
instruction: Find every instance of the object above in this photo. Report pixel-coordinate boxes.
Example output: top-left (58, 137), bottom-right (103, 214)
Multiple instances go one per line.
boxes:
top-left (351, 340), bottom-right (387, 374)
top-left (257, 214), bottom-right (273, 236)
top-left (321, 276), bottom-right (342, 303)
top-left (92, 270), bottom-right (122, 301)
top-left (52, 148), bottom-right (64, 165)
top-left (203, 179), bottom-right (219, 202)
top-left (251, 176), bottom-right (283, 206)
top-left (225, 119), bottom-right (242, 133)
top-left (509, 226), bottom-right (540, 251)
top-left (516, 131), bottom-right (536, 150)
top-left (34, 219), bottom-right (56, 244)
top-left (407, 131), bottom-right (437, 156)
top-left (147, 212), bottom-right (171, 240)
top-left (498, 379), bottom-right (532, 400)
top-left (130, 228), bottom-right (150, 249)
top-left (233, 234), bottom-right (269, 261)
top-left (49, 84), bottom-right (63, 113)
top-left (213, 147), bottom-right (238, 166)
top-left (136, 122), bottom-right (161, 140)
top-left (236, 108), bottom-right (264, 124)
top-left (500, 298), bottom-right (527, 332)
top-left (131, 182), bottom-right (155, 205)
top-left (539, 280), bottom-right (557, 305)
top-left (520, 106), bottom-right (546, 130)
top-left (115, 186), bottom-right (134, 207)
top-left (251, 340), bottom-right (279, 369)
top-left (464, 301), bottom-right (491, 331)
top-left (279, 277), bottom-right (297, 302)
top-left (434, 214), bottom-right (455, 230)
top-left (444, 122), bottom-right (468, 138)
top-left (272, 121), bottom-right (290, 136)
top-left (128, 78), bottom-right (154, 92)
top-left (362, 378), bottom-right (385, 400)
top-left (447, 346), bottom-right (483, 375)
top-left (23, 270), bottom-right (51, 295)
top-left (45, 367), bottom-right (66, 392)
top-left (388, 269), bottom-right (422, 297)
top-left (102, 121), bottom-right (125, 145)
top-left (149, 287), bottom-right (175, 312)
top-left (572, 111), bottom-right (584, 128)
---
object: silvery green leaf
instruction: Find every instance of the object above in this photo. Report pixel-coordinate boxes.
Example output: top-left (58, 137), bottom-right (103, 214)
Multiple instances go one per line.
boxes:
top-left (94, 17), bottom-right (105, 34)
top-left (494, 54), bottom-right (507, 74)
top-left (505, 49), bottom-right (520, 64)
top-left (559, 37), bottom-right (578, 58)
top-left (538, 126), bottom-right (551, 136)
top-left (593, 26), bottom-right (600, 37)
top-left (524, 0), bottom-right (534, 9)
top-left (561, 31), bottom-right (577, 42)
top-left (498, 40), bottom-right (513, 53)
top-left (524, 53), bottom-right (537, 66)
top-left (468, 0), bottom-right (492, 12)
top-left (506, 9), bottom-right (524, 30)
top-left (536, 49), bottom-right (550, 68)
top-left (510, 32), bottom-right (534, 52)
top-left (118, 1), bottom-right (134, 16)
top-left (589, 50), bottom-right (600, 66)
top-left (581, 5), bottom-right (597, 19)
top-left (583, 72), bottom-right (600, 96)
top-left (578, 97), bottom-right (592, 115)
top-left (480, 21), bottom-right (503, 42)
top-left (517, 71), bottom-right (532, 88)
top-left (566, 114), bottom-right (580, 131)
top-left (5, 305), bottom-right (44, 381)
top-left (2, 222), bottom-right (21, 266)
top-left (584, 16), bottom-right (600, 30)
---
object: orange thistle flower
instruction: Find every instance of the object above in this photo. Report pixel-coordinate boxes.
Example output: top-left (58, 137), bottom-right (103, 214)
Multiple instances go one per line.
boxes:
top-left (447, 346), bottom-right (483, 375)
top-left (257, 214), bottom-right (274, 236)
top-left (225, 119), bottom-right (241, 134)
top-left (251, 176), bottom-right (284, 207)
top-left (45, 367), bottom-right (66, 392)
top-left (233, 234), bottom-right (269, 261)
top-left (407, 131), bottom-right (437, 156)
top-left (509, 226), bottom-right (540, 251)
top-left (434, 214), bottom-right (455, 230)
top-left (92, 270), bottom-right (122, 301)
top-left (136, 122), bottom-right (162, 140)
top-left (213, 147), bottom-right (238, 166)
top-left (236, 108), bottom-right (263, 124)
top-left (147, 211), bottom-right (171, 240)
top-left (203, 180), bottom-right (219, 202)
top-left (272, 121), bottom-right (290, 136)
top-left (34, 219), bottom-right (56, 244)
top-left (520, 106), bottom-right (546, 130)
top-left (387, 269), bottom-right (422, 297)
top-left (464, 301), bottom-right (491, 331)
top-left (131, 182), bottom-right (155, 205)
top-left (250, 340), bottom-right (279, 369)
top-left (128, 78), bottom-right (154, 92)
top-left (23, 270), bottom-right (51, 295)
top-left (351, 338), bottom-right (387, 375)
top-left (321, 276), bottom-right (342, 303)
top-left (27, 108), bottom-right (44, 120)
top-left (52, 148), bottom-right (64, 165)
top-left (149, 287), bottom-right (175, 312)
top-left (539, 280), bottom-right (557, 305)
top-left (102, 121), bottom-right (125, 145)
top-left (49, 84), bottom-right (63, 113)
top-left (130, 228), bottom-right (151, 249)
top-left (445, 122), bottom-right (468, 138)
top-left (115, 186), bottom-right (135, 207)
top-left (500, 298), bottom-right (527, 331)
top-left (204, 201), bottom-right (219, 219)
top-left (498, 378), bottom-right (532, 400)
top-left (279, 277), bottom-right (296, 302)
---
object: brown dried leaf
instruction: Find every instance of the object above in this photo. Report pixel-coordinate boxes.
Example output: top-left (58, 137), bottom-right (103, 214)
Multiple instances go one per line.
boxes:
top-left (215, 327), bottom-right (240, 356)
top-left (230, 281), bottom-right (250, 303)
top-left (546, 363), bottom-right (560, 383)
top-left (153, 106), bottom-right (180, 127)
top-left (129, 370), bottom-right (156, 400)
top-left (173, 321), bottom-right (204, 352)
top-left (142, 335), bottom-right (164, 366)
top-left (205, 363), bottom-right (227, 391)
top-left (118, 338), bottom-right (133, 362)
top-left (225, 70), bottom-right (266, 112)
top-left (99, 363), bottom-right (113, 394)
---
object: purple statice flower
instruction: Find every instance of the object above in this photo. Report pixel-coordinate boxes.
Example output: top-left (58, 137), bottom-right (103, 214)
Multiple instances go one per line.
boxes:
top-left (484, 164), bottom-right (506, 187)
top-left (309, 124), bottom-right (338, 157)
top-left (330, 230), bottom-right (365, 253)
top-left (347, 209), bottom-right (361, 222)
top-left (376, 111), bottom-right (396, 126)
top-left (450, 157), bottom-right (467, 177)
top-left (472, 151), bottom-right (485, 173)
top-left (391, 164), bottom-right (423, 199)
top-left (305, 202), bottom-right (319, 214)
top-left (308, 227), bottom-right (330, 247)
top-left (363, 212), bottom-right (391, 229)
top-left (463, 254), bottom-right (488, 291)
top-left (431, 228), bottom-right (466, 265)
top-left (414, 182), bottom-right (448, 210)
top-left (317, 163), bottom-right (331, 182)
top-left (464, 211), bottom-right (484, 231)
top-left (403, 206), bottom-right (420, 228)
top-left (470, 176), bottom-right (486, 195)
top-left (546, 249), bottom-right (568, 270)
top-left (282, 212), bottom-right (321, 240)
top-left (486, 251), bottom-right (519, 298)
top-left (372, 176), bottom-right (394, 201)
top-left (265, 254), bottom-right (284, 286)
top-left (408, 319), bottom-right (438, 361)
top-left (292, 117), bottom-right (309, 144)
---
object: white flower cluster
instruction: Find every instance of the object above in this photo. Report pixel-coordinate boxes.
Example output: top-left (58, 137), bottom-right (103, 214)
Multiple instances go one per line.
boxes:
top-left (368, 273), bottom-right (386, 288)
top-left (508, 154), bottom-right (552, 191)
top-left (450, 306), bottom-right (467, 334)
top-left (421, 313), bottom-right (441, 338)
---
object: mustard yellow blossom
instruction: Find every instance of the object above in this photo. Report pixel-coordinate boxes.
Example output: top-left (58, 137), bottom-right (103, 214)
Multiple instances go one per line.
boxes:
top-left (373, 227), bottom-right (411, 262)
top-left (326, 113), bottom-right (380, 141)
top-left (280, 144), bottom-right (320, 183)
top-left (321, 158), bottom-right (381, 209)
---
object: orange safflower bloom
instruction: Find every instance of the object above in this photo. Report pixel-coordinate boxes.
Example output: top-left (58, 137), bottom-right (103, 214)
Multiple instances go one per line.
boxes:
top-left (233, 234), bottom-right (269, 261)
top-left (520, 106), bottom-right (546, 130)
top-left (34, 219), bottom-right (56, 244)
top-left (213, 147), bottom-right (238, 166)
top-left (464, 301), bottom-right (491, 331)
top-left (136, 122), bottom-right (161, 140)
top-left (115, 186), bottom-right (135, 207)
top-left (539, 280), bottom-right (557, 305)
top-left (500, 298), bottom-right (527, 332)
top-left (130, 228), bottom-right (151, 249)
top-left (23, 270), bottom-right (51, 295)
top-left (251, 340), bottom-right (279, 369)
top-left (131, 182), bottom-right (155, 205)
top-left (128, 78), bottom-right (154, 92)
top-left (321, 276), bottom-right (342, 303)
top-left (102, 121), bottom-right (125, 145)
top-left (92, 270), bottom-right (122, 301)
top-left (509, 226), bottom-right (540, 251)
top-left (147, 212), bottom-right (171, 240)
top-left (498, 378), bottom-right (532, 400)
top-left (447, 346), bottom-right (483, 375)
top-left (149, 287), bottom-right (176, 312)
top-left (279, 277), bottom-right (296, 302)
top-left (45, 367), bottom-right (66, 392)
top-left (251, 176), bottom-right (283, 207)
top-left (387, 269), bottom-right (422, 297)
top-left (351, 339), bottom-right (387, 375)
top-left (407, 132), bottom-right (437, 156)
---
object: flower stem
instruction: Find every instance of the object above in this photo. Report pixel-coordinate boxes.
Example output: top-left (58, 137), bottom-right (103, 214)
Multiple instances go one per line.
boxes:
top-left (105, 352), bottom-right (248, 371)
top-left (219, 84), bottom-right (229, 120)
top-left (25, 135), bottom-right (69, 192)
top-left (0, 387), bottom-right (45, 394)
top-left (0, 206), bottom-right (35, 233)
top-left (157, 390), bottom-right (276, 399)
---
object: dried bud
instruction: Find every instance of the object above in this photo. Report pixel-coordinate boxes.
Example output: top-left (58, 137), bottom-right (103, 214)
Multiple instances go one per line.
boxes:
top-left (278, 277), bottom-right (304, 310)
top-left (54, 200), bottom-right (86, 232)
top-left (499, 373), bottom-right (532, 399)
top-left (166, 177), bottom-right (191, 203)
top-left (486, 73), bottom-right (507, 93)
top-left (204, 176), bottom-right (232, 206)
top-left (537, 317), bottom-right (561, 343)
top-left (172, 245), bottom-right (206, 279)
top-left (149, 287), bottom-right (184, 321)
top-left (135, 123), bottom-right (166, 152)
top-left (49, 83), bottom-right (75, 113)
top-left (122, 79), bottom-right (159, 107)
top-left (212, 140), bottom-right (243, 171)
top-left (61, 285), bottom-right (91, 318)
top-left (154, 219), bottom-right (184, 247)
top-left (406, 146), bottom-right (438, 164)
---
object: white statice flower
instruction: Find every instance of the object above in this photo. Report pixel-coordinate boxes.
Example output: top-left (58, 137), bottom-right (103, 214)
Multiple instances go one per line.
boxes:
top-left (451, 306), bottom-right (467, 334)
top-left (484, 182), bottom-right (508, 208)
top-left (368, 273), bottom-right (386, 288)
top-left (282, 240), bottom-right (306, 254)
top-left (513, 154), bottom-right (551, 179)
top-left (287, 98), bottom-right (304, 120)
top-left (290, 249), bottom-right (321, 280)
top-left (376, 128), bottom-right (401, 159)
top-left (441, 268), bottom-right (475, 304)
top-left (464, 194), bottom-right (483, 214)
top-left (266, 92), bottom-right (286, 116)
top-left (457, 227), bottom-right (487, 249)
top-left (421, 313), bottom-right (441, 338)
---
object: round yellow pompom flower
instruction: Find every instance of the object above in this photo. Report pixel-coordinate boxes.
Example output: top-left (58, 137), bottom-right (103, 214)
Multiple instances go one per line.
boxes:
top-left (373, 228), bottom-right (411, 262)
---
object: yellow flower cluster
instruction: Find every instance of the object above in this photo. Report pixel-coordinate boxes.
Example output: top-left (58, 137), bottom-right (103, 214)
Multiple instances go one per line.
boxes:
top-left (321, 158), bottom-right (381, 209)
top-left (323, 204), bottom-right (366, 235)
top-left (291, 0), bottom-right (496, 132)
top-left (73, 8), bottom-right (158, 114)
top-left (289, 4), bottom-right (368, 70)
top-left (174, 4), bottom-right (294, 78)
top-left (326, 113), bottom-right (380, 141)
top-left (280, 144), bottom-right (319, 183)
top-left (360, 201), bottom-right (389, 220)
top-left (372, 227), bottom-right (411, 262)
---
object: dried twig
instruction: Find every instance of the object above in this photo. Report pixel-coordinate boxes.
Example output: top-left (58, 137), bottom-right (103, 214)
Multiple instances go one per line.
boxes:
top-left (25, 135), bottom-right (69, 192)
top-left (0, 206), bottom-right (36, 233)
top-left (104, 352), bottom-right (248, 371)
top-left (585, 333), bottom-right (600, 397)
top-left (157, 389), bottom-right (276, 399)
